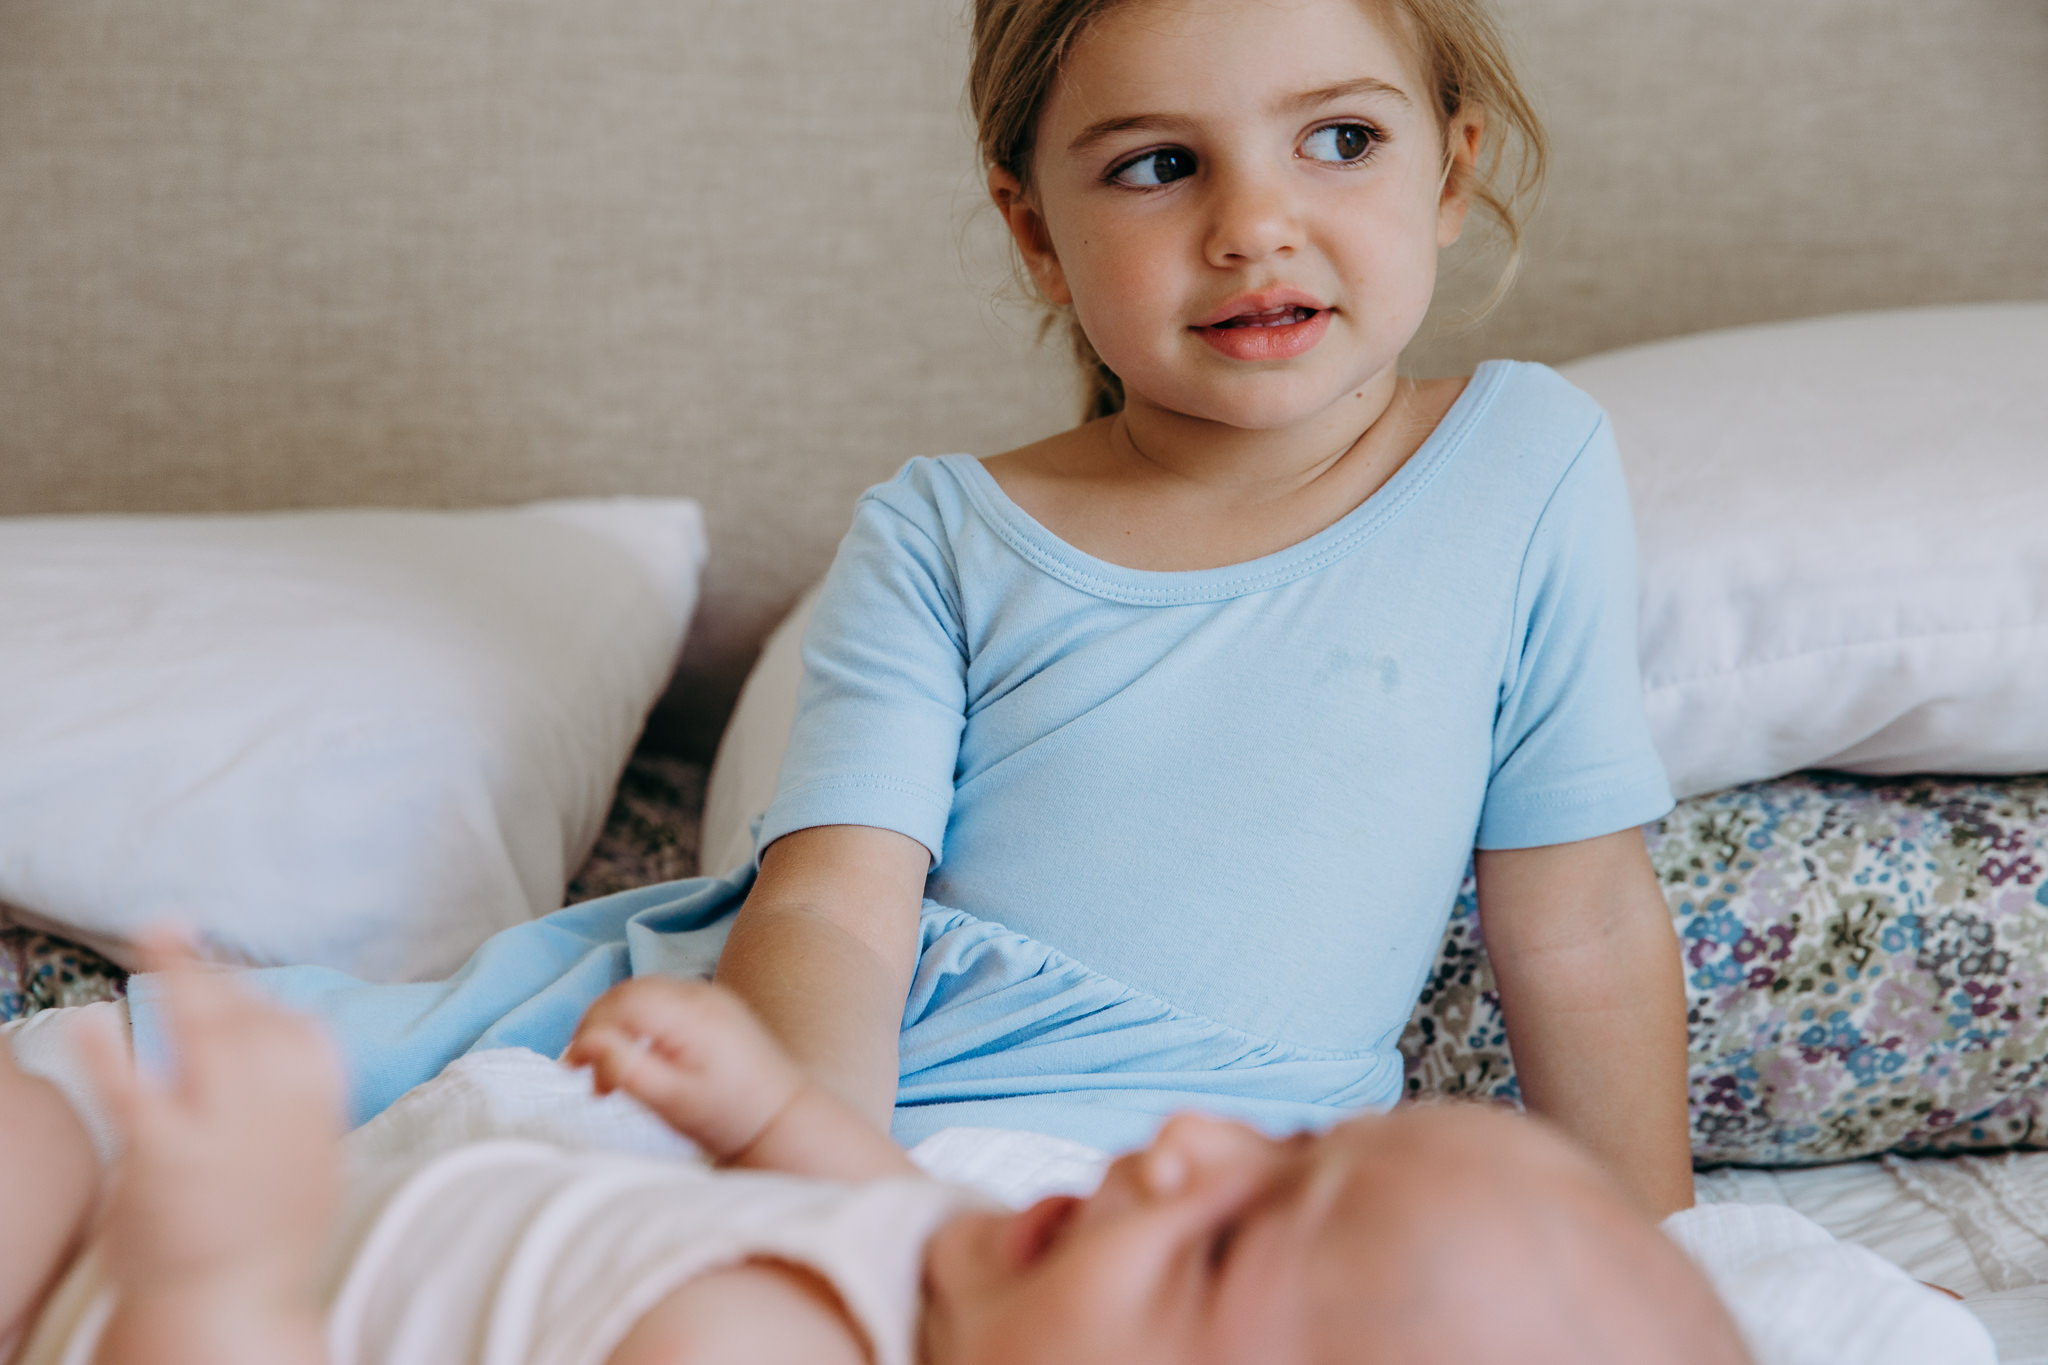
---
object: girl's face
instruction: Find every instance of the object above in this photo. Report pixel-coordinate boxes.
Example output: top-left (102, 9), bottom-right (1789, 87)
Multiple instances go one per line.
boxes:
top-left (993, 0), bottom-right (1478, 432)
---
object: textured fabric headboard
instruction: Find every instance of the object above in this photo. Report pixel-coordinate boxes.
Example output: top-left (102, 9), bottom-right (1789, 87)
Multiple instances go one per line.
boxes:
top-left (3, 0), bottom-right (2043, 747)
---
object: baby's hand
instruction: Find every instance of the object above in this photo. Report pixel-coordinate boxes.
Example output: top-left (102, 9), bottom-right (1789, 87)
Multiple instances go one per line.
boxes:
top-left (76, 932), bottom-right (343, 1319)
top-left (564, 977), bottom-right (805, 1162)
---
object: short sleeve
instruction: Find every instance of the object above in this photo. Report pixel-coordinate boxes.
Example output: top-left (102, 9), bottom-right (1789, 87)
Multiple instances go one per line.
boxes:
top-left (756, 487), bottom-right (968, 865)
top-left (1476, 418), bottom-right (1675, 849)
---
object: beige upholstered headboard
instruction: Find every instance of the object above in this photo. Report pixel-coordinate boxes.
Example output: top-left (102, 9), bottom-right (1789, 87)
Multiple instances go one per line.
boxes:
top-left (3, 0), bottom-right (2043, 749)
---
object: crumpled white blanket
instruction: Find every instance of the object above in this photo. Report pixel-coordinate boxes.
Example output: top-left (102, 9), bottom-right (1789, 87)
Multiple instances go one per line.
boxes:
top-left (1662, 1201), bottom-right (1995, 1364)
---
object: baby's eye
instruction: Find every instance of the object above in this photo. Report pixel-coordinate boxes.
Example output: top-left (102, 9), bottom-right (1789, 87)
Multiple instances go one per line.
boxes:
top-left (1109, 147), bottom-right (1197, 188)
top-left (1300, 122), bottom-right (1378, 164)
top-left (1207, 1220), bottom-right (1239, 1271)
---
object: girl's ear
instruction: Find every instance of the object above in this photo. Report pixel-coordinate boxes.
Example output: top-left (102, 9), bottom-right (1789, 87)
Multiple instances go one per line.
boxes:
top-left (1437, 110), bottom-right (1485, 249)
top-left (989, 166), bottom-right (1073, 307)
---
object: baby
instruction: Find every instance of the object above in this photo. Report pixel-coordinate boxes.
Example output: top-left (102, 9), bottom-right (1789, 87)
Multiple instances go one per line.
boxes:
top-left (1, 948), bottom-right (1751, 1365)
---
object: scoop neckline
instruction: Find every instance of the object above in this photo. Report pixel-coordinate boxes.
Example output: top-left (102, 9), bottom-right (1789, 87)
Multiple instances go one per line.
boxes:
top-left (943, 359), bottom-right (1510, 606)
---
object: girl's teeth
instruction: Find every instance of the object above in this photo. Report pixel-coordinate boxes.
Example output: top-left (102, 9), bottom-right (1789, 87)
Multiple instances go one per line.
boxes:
top-left (1220, 307), bottom-right (1312, 328)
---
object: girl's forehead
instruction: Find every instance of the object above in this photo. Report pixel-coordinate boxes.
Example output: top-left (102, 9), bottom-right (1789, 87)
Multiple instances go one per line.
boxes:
top-left (1060, 0), bottom-right (1427, 100)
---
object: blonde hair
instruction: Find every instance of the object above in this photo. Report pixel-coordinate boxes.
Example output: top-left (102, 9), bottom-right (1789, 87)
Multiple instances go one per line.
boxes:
top-left (968, 0), bottom-right (1549, 421)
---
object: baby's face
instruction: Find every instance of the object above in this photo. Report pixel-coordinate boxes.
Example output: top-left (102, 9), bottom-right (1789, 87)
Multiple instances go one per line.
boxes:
top-left (919, 1105), bottom-right (1753, 1365)
top-left (920, 1111), bottom-right (1331, 1365)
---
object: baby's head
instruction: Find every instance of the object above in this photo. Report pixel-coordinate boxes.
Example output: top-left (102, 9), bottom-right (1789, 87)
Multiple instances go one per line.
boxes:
top-left (969, 0), bottom-right (1548, 422)
top-left (920, 1103), bottom-right (1751, 1365)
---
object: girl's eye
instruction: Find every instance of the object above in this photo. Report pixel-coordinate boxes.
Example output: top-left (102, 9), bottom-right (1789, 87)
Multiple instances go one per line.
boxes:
top-left (1109, 147), bottom-right (1197, 188)
top-left (1300, 122), bottom-right (1378, 164)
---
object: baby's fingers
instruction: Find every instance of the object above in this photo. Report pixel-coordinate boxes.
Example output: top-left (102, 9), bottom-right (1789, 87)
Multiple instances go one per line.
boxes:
top-left (134, 931), bottom-right (245, 1076)
top-left (571, 1025), bottom-right (661, 1098)
top-left (73, 1002), bottom-right (156, 1143)
top-left (136, 928), bottom-right (341, 1102)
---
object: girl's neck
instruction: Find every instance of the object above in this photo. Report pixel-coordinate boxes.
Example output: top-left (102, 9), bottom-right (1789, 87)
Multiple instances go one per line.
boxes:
top-left (979, 369), bottom-right (1467, 573)
top-left (1109, 367), bottom-right (1408, 504)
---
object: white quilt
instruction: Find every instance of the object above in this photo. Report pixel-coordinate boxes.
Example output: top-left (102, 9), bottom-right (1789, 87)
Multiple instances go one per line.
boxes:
top-left (1698, 1154), bottom-right (2048, 1361)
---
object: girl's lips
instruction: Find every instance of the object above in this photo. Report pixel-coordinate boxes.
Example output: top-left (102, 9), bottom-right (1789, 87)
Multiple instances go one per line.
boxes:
top-left (1194, 305), bottom-right (1331, 361)
top-left (1003, 1194), bottom-right (1084, 1270)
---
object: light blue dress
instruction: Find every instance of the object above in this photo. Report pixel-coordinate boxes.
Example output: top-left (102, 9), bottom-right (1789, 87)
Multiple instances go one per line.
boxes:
top-left (131, 361), bottom-right (1673, 1153)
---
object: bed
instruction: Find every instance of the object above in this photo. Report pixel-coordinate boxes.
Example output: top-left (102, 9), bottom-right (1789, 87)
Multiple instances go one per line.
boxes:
top-left (11, 751), bottom-right (2048, 1355)
top-left (1, 0), bottom-right (2044, 1359)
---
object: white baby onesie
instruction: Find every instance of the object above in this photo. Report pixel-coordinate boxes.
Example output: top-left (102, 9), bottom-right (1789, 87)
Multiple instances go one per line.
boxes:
top-left (17, 1046), bottom-right (975, 1365)
top-left (21, 1141), bottom-right (968, 1365)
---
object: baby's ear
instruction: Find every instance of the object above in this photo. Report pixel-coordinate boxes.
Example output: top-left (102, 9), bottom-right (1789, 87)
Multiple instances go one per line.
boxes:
top-left (988, 167), bottom-right (1072, 306)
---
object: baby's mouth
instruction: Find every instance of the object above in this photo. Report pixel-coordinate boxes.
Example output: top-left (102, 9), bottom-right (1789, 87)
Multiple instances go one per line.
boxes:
top-left (1208, 305), bottom-right (1321, 329)
top-left (1004, 1194), bottom-right (1083, 1270)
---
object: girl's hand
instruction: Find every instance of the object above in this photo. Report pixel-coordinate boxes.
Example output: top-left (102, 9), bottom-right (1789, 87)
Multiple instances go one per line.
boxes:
top-left (77, 931), bottom-right (341, 1365)
top-left (564, 977), bottom-right (806, 1163)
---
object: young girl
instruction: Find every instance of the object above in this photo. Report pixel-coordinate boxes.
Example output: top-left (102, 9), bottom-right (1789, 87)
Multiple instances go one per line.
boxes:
top-left (2, 946), bottom-right (1749, 1364)
top-left (126, 0), bottom-right (1693, 1218)
top-left (714, 0), bottom-right (1693, 1215)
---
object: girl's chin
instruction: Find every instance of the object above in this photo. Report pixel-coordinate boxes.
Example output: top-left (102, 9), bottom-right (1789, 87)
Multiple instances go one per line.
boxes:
top-left (1123, 378), bottom-right (1374, 435)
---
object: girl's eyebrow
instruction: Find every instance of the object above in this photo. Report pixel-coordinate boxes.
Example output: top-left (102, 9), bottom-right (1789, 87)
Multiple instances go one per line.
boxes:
top-left (1066, 113), bottom-right (1192, 157)
top-left (1064, 77), bottom-right (1412, 157)
top-left (1282, 76), bottom-right (1413, 112)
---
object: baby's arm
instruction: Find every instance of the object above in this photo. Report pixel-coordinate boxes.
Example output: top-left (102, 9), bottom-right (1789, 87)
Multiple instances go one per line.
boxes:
top-left (1475, 829), bottom-right (1695, 1219)
top-left (77, 938), bottom-right (343, 1365)
top-left (0, 1023), bottom-right (99, 1347)
top-left (712, 824), bottom-right (930, 1129)
top-left (566, 974), bottom-right (917, 1181)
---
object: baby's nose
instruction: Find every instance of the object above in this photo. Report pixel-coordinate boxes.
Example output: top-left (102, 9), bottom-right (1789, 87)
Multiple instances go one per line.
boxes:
top-left (1144, 1111), bottom-right (1272, 1188)
top-left (1138, 1142), bottom-right (1192, 1196)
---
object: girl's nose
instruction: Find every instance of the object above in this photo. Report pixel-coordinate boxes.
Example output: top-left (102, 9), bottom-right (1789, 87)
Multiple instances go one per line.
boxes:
top-left (1202, 163), bottom-right (1300, 267)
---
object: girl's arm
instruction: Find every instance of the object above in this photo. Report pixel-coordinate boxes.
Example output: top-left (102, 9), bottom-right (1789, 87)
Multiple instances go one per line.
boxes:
top-left (1475, 828), bottom-right (1694, 1219)
top-left (713, 824), bottom-right (931, 1131)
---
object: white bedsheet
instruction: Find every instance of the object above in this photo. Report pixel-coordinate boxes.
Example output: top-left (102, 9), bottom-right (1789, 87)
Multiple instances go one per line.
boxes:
top-left (1699, 1153), bottom-right (2048, 1361)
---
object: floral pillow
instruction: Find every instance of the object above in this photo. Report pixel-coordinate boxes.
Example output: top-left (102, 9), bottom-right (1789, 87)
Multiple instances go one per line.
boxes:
top-left (1403, 772), bottom-right (2048, 1164)
top-left (0, 926), bottom-right (127, 1020)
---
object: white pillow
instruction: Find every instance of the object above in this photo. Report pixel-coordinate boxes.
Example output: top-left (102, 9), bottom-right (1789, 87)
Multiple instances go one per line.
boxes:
top-left (0, 499), bottom-right (706, 980)
top-left (701, 582), bottom-right (819, 878)
top-left (703, 304), bottom-right (2048, 867)
top-left (1561, 302), bottom-right (2048, 796)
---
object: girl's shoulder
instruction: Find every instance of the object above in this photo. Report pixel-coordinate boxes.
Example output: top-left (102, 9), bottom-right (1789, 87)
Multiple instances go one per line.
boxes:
top-left (850, 452), bottom-right (980, 532)
top-left (852, 427), bottom-right (1108, 557)
top-left (1426, 361), bottom-right (1619, 509)
top-left (975, 421), bottom-right (1111, 494)
top-left (1387, 362), bottom-right (1626, 552)
top-left (1466, 359), bottom-right (1611, 450)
